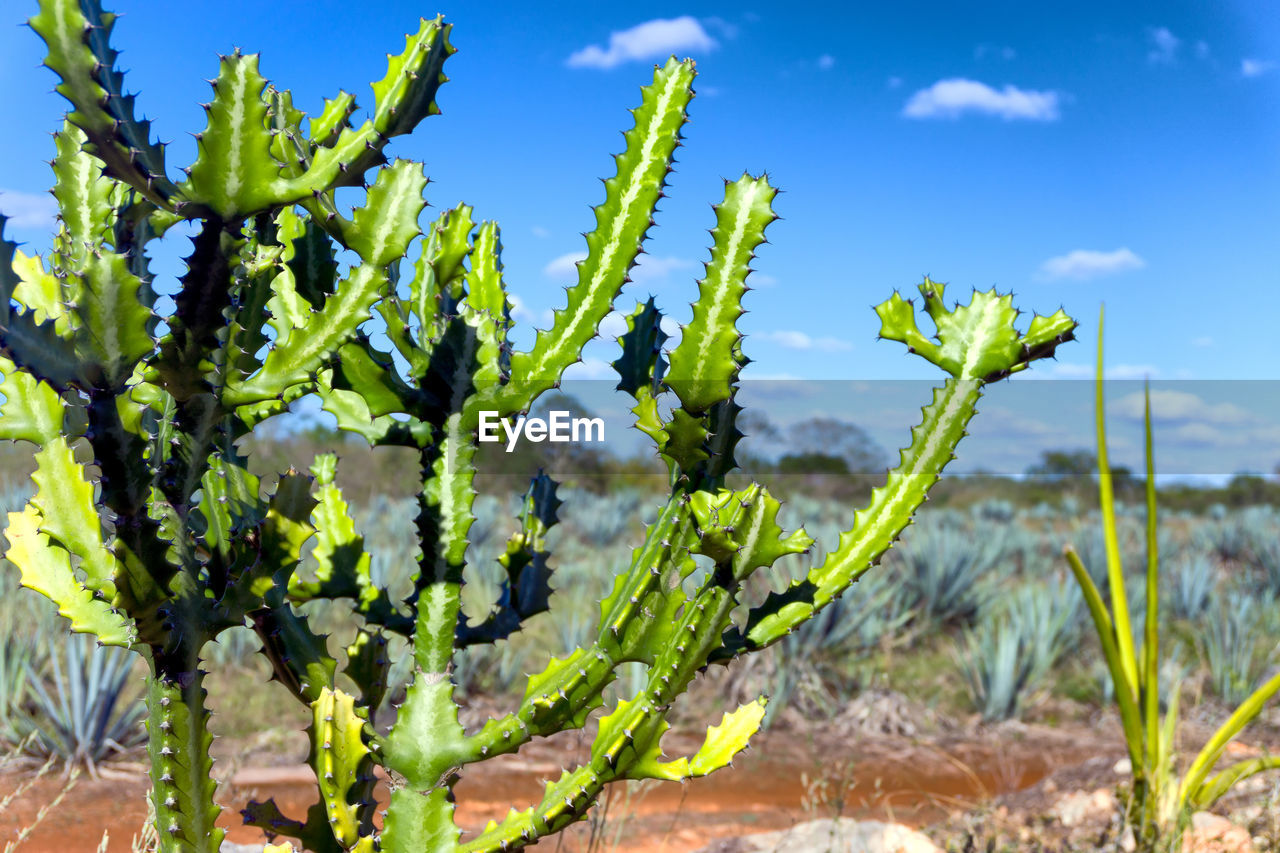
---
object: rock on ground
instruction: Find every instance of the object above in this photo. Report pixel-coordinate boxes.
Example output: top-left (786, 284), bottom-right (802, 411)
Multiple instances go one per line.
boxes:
top-left (696, 818), bottom-right (942, 853)
top-left (1050, 787), bottom-right (1117, 828)
top-left (1182, 812), bottom-right (1255, 853)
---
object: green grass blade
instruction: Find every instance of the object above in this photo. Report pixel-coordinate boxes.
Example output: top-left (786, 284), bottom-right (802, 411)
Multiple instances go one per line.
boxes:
top-left (1142, 382), bottom-right (1161, 774)
top-left (1065, 546), bottom-right (1143, 768)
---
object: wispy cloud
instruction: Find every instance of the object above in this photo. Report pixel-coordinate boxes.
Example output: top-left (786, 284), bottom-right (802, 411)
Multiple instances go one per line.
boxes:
top-left (544, 251), bottom-right (693, 286)
top-left (1192, 336), bottom-right (1213, 348)
top-left (0, 190), bottom-right (57, 229)
top-left (1046, 363), bottom-right (1158, 380)
top-left (755, 330), bottom-right (851, 352)
top-left (887, 76), bottom-right (903, 89)
top-left (531, 225), bottom-right (551, 239)
top-left (543, 251), bottom-right (585, 281)
top-left (817, 54), bottom-right (836, 70)
top-left (1242, 58), bottom-right (1277, 78)
top-left (567, 17), bottom-right (716, 70)
top-left (901, 78), bottom-right (1060, 121)
top-left (974, 44), bottom-right (1016, 61)
top-left (1035, 247), bottom-right (1145, 281)
top-left (701, 16), bottom-right (739, 40)
top-left (1194, 40), bottom-right (1210, 60)
top-left (1147, 27), bottom-right (1180, 64)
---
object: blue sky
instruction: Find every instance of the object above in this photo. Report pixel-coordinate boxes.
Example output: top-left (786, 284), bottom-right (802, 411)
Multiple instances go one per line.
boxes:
top-left (1, 3), bottom-right (1278, 473)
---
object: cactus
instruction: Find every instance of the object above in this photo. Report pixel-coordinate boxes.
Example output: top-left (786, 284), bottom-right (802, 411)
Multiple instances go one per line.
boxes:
top-left (1, 3), bottom-right (1075, 851)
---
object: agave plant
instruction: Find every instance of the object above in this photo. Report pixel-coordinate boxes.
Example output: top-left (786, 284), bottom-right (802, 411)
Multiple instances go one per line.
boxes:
top-left (1198, 588), bottom-right (1274, 706)
top-left (16, 632), bottom-right (147, 770)
top-left (954, 578), bottom-right (1078, 722)
top-left (1064, 309), bottom-right (1280, 852)
top-left (890, 513), bottom-right (1009, 628)
top-left (1164, 554), bottom-right (1216, 624)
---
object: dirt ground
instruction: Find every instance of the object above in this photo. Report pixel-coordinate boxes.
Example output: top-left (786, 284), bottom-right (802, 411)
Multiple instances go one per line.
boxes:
top-left (1, 717), bottom-right (1126, 852)
top-left (6, 689), bottom-right (1280, 853)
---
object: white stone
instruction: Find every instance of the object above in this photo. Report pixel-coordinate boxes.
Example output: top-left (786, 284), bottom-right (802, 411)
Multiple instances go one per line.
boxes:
top-left (1050, 787), bottom-right (1117, 828)
top-left (697, 818), bottom-right (942, 853)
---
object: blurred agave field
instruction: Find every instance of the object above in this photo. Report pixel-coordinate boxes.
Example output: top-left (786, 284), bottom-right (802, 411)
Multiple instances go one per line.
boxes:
top-left (3, 468), bottom-right (1280, 768)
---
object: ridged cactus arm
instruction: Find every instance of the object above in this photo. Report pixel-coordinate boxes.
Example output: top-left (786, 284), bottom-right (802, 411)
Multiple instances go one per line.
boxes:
top-left (146, 661), bottom-right (223, 853)
top-left (461, 221), bottom-right (514, 389)
top-left (30, 437), bottom-right (122, 601)
top-left (50, 124), bottom-right (115, 299)
top-left (612, 298), bottom-right (673, 463)
top-left (3, 505), bottom-right (135, 646)
top-left (72, 230), bottom-right (157, 391)
top-left (180, 52), bottom-right (283, 221)
top-left (457, 576), bottom-right (760, 852)
top-left (0, 221), bottom-right (83, 389)
top-left (286, 18), bottom-right (454, 198)
top-left (28, 0), bottom-right (177, 207)
top-left (286, 454), bottom-right (408, 631)
top-left (496, 58), bottom-right (694, 412)
top-left (379, 430), bottom-right (476, 787)
top-left (225, 160), bottom-right (426, 406)
top-left (457, 472), bottom-right (560, 646)
top-left (310, 91), bottom-right (358, 146)
top-left (0, 357), bottom-right (64, 447)
top-left (731, 283), bottom-right (1077, 652)
top-left (665, 175), bottom-right (776, 416)
top-left (453, 493), bottom-right (696, 770)
top-left (308, 687), bottom-right (377, 853)
top-left (410, 206), bottom-right (474, 346)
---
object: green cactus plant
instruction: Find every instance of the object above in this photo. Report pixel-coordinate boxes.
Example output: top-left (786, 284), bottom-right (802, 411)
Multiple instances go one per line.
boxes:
top-left (1, 3), bottom-right (1076, 851)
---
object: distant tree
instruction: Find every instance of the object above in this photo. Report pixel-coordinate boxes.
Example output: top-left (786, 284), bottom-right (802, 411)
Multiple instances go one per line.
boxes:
top-left (1025, 449), bottom-right (1096, 483)
top-left (784, 417), bottom-right (886, 474)
top-left (775, 451), bottom-right (850, 475)
top-left (1222, 473), bottom-right (1278, 507)
top-left (735, 410), bottom-right (782, 473)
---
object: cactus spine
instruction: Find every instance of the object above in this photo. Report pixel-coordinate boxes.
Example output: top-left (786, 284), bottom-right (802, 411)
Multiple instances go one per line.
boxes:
top-left (2, 2), bottom-right (1076, 851)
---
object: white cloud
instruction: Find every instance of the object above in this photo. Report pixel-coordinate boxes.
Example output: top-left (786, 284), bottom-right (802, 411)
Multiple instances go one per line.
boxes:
top-left (755, 330), bottom-right (852, 352)
top-left (598, 310), bottom-right (629, 340)
top-left (1111, 390), bottom-right (1257, 426)
top-left (817, 54), bottom-right (836, 70)
top-left (1191, 336), bottom-right (1213, 348)
top-left (901, 78), bottom-right (1060, 121)
top-left (507, 293), bottom-right (553, 328)
top-left (750, 272), bottom-right (778, 288)
top-left (1046, 363), bottom-right (1159, 380)
top-left (701, 16), bottom-right (739, 40)
top-left (887, 76), bottom-right (903, 89)
top-left (1242, 58), bottom-right (1277, 78)
top-left (1147, 27), bottom-right (1180, 64)
top-left (0, 190), bottom-right (57, 229)
top-left (531, 225), bottom-right (551, 239)
top-left (1035, 247), bottom-right (1145, 281)
top-left (630, 254), bottom-right (695, 284)
top-left (543, 251), bottom-right (586, 281)
top-left (544, 252), bottom-right (693, 286)
top-left (567, 17), bottom-right (716, 70)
